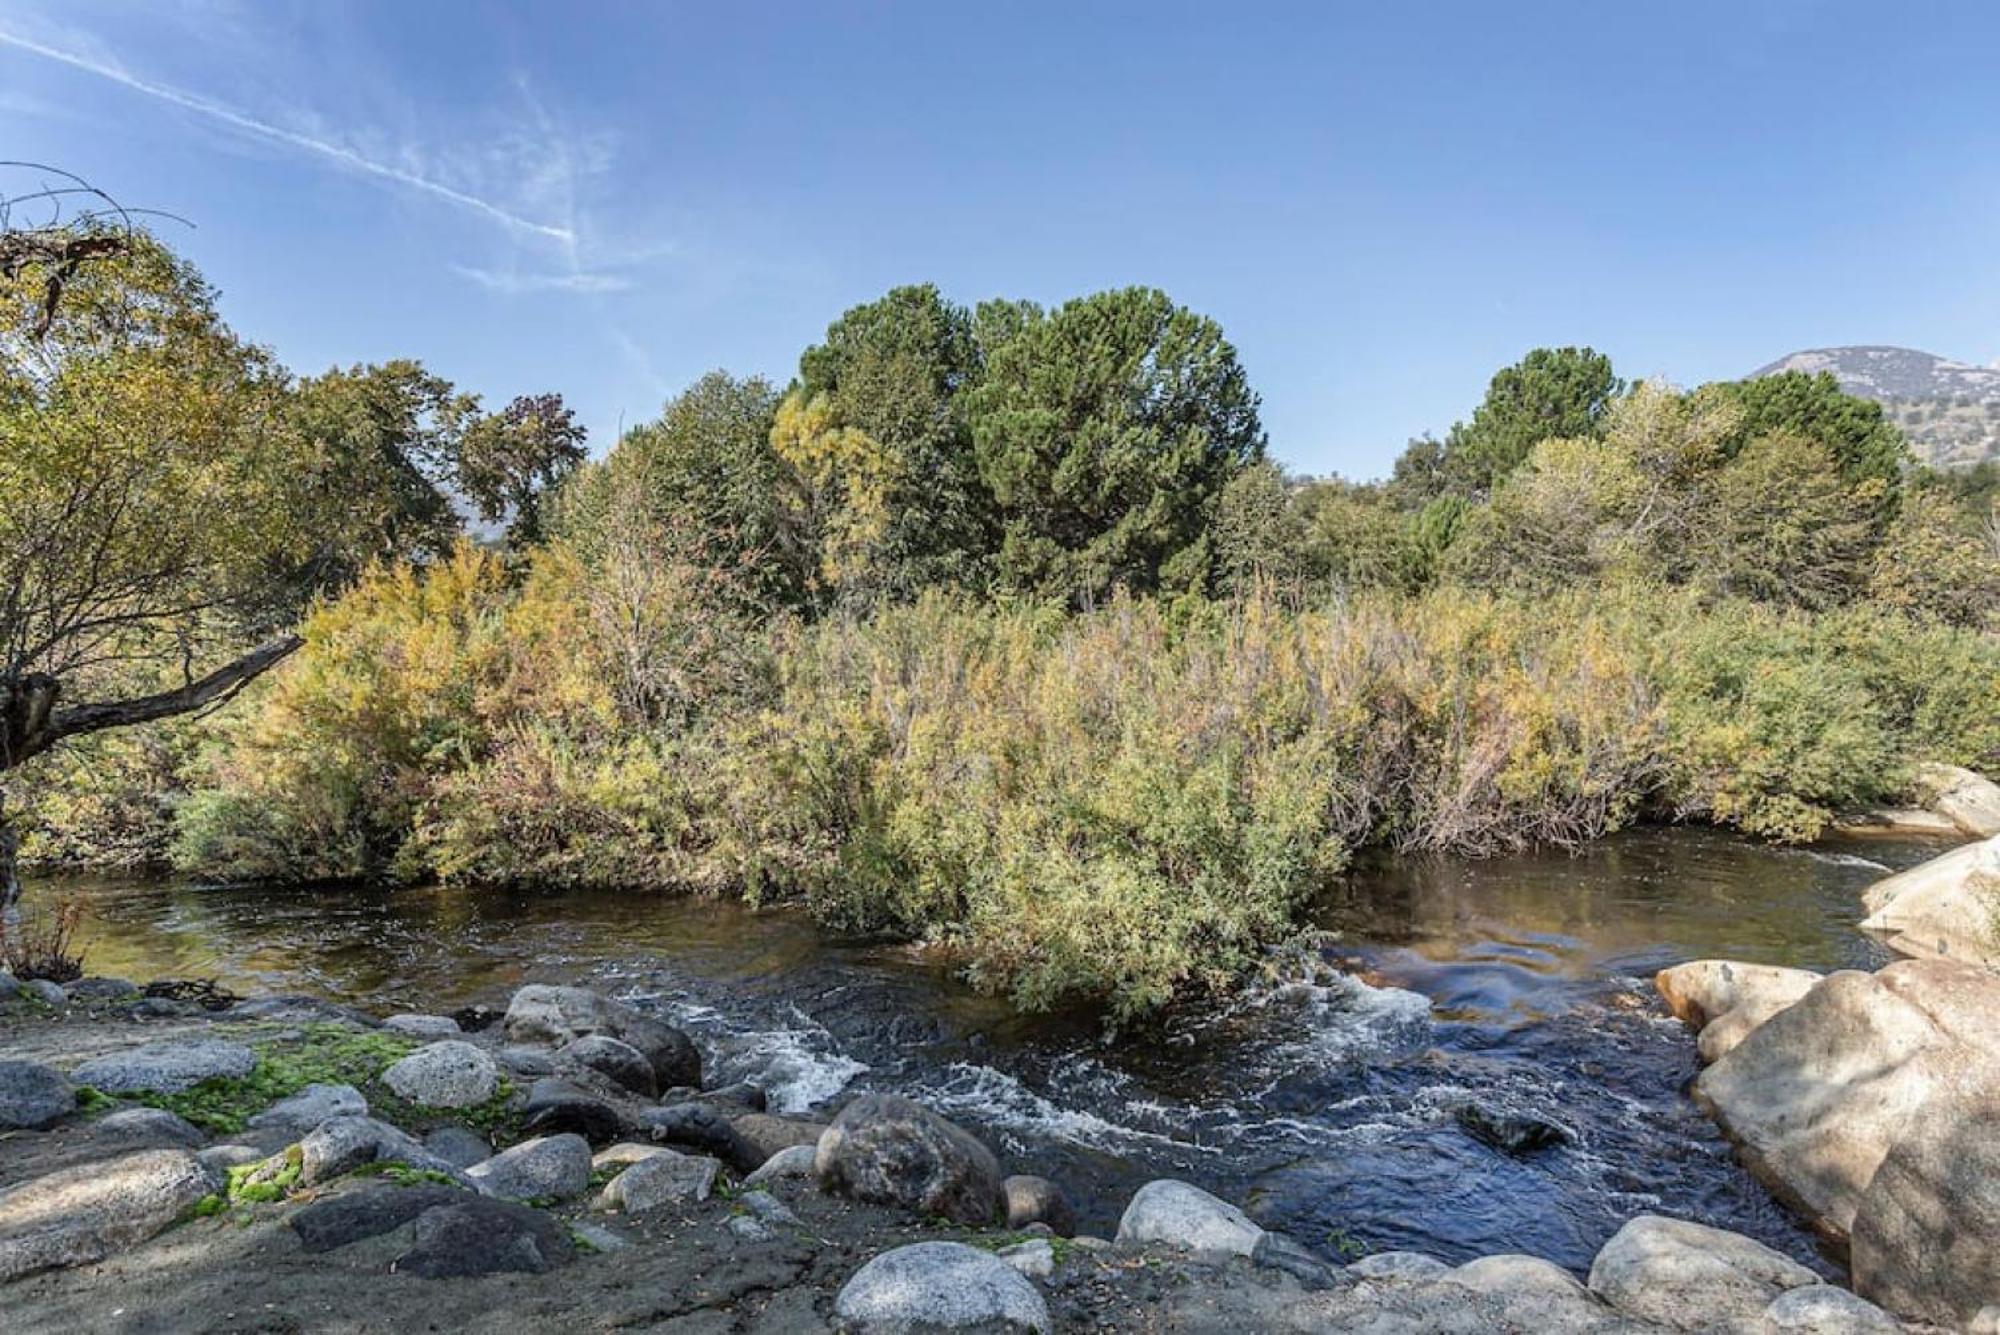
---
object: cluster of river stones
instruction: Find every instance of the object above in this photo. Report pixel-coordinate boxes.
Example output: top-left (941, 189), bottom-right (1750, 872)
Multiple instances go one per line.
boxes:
top-left (0, 766), bottom-right (1993, 1331)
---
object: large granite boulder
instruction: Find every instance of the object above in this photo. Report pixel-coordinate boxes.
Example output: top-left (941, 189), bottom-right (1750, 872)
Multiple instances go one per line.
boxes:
top-left (834, 1240), bottom-right (1050, 1333)
top-left (1116, 1179), bottom-right (1264, 1257)
top-left (71, 1039), bottom-right (256, 1095)
top-left (1859, 832), bottom-right (2000, 969)
top-left (1585, 1215), bottom-right (1818, 1330)
top-left (814, 1094), bottom-right (1003, 1226)
top-left (292, 1115), bottom-right (461, 1188)
top-left (501, 985), bottom-right (699, 1089)
top-left (1694, 956), bottom-right (2000, 1246)
top-left (1911, 762), bottom-right (2000, 837)
top-left (0, 1059), bottom-right (75, 1130)
top-left (1847, 1078), bottom-right (2000, 1328)
top-left (1655, 960), bottom-right (1825, 1063)
top-left (0, 1150), bottom-right (217, 1281)
top-left (246, 1082), bottom-right (367, 1136)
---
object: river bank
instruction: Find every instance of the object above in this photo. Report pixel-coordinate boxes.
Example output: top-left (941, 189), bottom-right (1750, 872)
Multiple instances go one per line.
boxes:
top-left (0, 976), bottom-right (1918, 1333)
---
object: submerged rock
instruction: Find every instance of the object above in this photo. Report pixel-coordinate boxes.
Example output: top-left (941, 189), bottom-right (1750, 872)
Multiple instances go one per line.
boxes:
top-left (1858, 832), bottom-right (2000, 969)
top-left (1116, 1179), bottom-right (1265, 1257)
top-left (71, 1038), bottom-right (256, 1095)
top-left (1452, 1100), bottom-right (1570, 1155)
top-left (1586, 1215), bottom-right (1819, 1331)
top-left (835, 1241), bottom-right (1050, 1333)
top-left (815, 1093), bottom-right (1003, 1226)
top-left (0, 1149), bottom-right (217, 1282)
top-left (465, 1133), bottom-right (591, 1202)
top-left (0, 1059), bottom-right (75, 1130)
top-left (382, 1040), bottom-right (500, 1109)
top-left (1347, 1250), bottom-right (1451, 1279)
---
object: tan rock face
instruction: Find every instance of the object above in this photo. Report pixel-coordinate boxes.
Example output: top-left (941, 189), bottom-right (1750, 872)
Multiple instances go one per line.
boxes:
top-left (1690, 957), bottom-right (2000, 1322)
top-left (1912, 762), bottom-right (2000, 838)
top-left (1859, 832), bottom-right (2000, 969)
top-left (1654, 960), bottom-right (1821, 1063)
top-left (1848, 1079), bottom-right (2000, 1328)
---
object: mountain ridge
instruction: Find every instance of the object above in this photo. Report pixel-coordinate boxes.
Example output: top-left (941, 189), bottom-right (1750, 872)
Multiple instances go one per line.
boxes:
top-left (1750, 346), bottom-right (2000, 468)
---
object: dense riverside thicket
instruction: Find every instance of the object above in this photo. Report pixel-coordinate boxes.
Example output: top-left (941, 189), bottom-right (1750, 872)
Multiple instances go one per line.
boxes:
top-left (9, 232), bottom-right (2000, 1016)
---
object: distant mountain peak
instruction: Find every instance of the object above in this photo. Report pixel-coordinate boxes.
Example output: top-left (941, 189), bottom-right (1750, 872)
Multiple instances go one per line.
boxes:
top-left (1750, 345), bottom-right (2000, 469)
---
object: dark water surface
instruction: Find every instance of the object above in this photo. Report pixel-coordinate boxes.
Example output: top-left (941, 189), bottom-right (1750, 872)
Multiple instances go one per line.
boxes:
top-left (46, 827), bottom-right (1947, 1275)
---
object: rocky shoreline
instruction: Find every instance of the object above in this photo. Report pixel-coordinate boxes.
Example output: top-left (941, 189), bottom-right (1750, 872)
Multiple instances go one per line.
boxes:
top-left (1, 966), bottom-right (1939, 1334)
top-left (1656, 817), bottom-right (2000, 1331)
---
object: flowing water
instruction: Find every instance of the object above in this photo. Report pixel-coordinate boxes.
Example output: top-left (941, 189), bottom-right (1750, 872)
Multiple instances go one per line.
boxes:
top-left (42, 827), bottom-right (1948, 1276)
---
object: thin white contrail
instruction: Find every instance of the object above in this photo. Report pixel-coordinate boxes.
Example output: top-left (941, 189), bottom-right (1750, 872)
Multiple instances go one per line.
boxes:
top-left (0, 26), bottom-right (573, 243)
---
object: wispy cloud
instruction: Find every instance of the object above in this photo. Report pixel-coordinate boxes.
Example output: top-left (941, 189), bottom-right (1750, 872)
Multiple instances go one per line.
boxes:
top-left (452, 264), bottom-right (630, 294)
top-left (0, 24), bottom-right (573, 242)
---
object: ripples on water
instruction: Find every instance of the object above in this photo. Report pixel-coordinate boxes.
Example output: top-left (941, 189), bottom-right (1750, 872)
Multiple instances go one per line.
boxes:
top-left (49, 827), bottom-right (1948, 1274)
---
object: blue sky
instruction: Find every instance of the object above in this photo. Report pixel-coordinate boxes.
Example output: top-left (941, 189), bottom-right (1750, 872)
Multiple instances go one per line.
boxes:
top-left (3, 1), bottom-right (1995, 478)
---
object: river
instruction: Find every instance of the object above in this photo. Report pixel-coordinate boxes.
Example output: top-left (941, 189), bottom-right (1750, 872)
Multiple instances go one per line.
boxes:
top-left (42, 826), bottom-right (1946, 1276)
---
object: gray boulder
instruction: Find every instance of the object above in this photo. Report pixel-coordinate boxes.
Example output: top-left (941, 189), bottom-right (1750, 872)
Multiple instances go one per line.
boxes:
top-left (1448, 1254), bottom-right (1625, 1330)
top-left (23, 979), bottom-right (67, 1006)
top-left (558, 1034), bottom-right (656, 1097)
top-left (1348, 1251), bottom-right (1451, 1279)
top-left (834, 1241), bottom-right (1051, 1333)
top-left (382, 1013), bottom-right (461, 1037)
top-left (501, 984), bottom-right (700, 1089)
top-left (1252, 1230), bottom-right (1343, 1290)
top-left (382, 1040), bottom-right (500, 1109)
top-left (744, 1143), bottom-right (818, 1187)
top-left (422, 1125), bottom-right (493, 1170)
top-left (290, 1184), bottom-right (465, 1252)
top-left (641, 1102), bottom-right (762, 1173)
top-left (97, 1106), bottom-right (204, 1147)
top-left (815, 1093), bottom-right (1003, 1225)
top-left (0, 1059), bottom-right (75, 1130)
top-left (294, 1115), bottom-right (457, 1187)
top-left (1116, 1179), bottom-right (1264, 1257)
top-left (520, 1076), bottom-right (634, 1144)
top-left (65, 977), bottom-right (138, 1001)
top-left (594, 1149), bottom-right (718, 1211)
top-left (464, 1133), bottom-right (591, 1202)
top-left (71, 1039), bottom-right (256, 1095)
top-left (733, 1111), bottom-right (827, 1162)
top-left (396, 1196), bottom-right (574, 1278)
top-left (1763, 1284), bottom-right (1901, 1333)
top-left (1002, 1174), bottom-right (1076, 1236)
top-left (1586, 1215), bottom-right (1818, 1330)
top-left (246, 1082), bottom-right (367, 1135)
top-left (0, 1149), bottom-right (217, 1282)
top-left (0, 970), bottom-right (16, 999)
